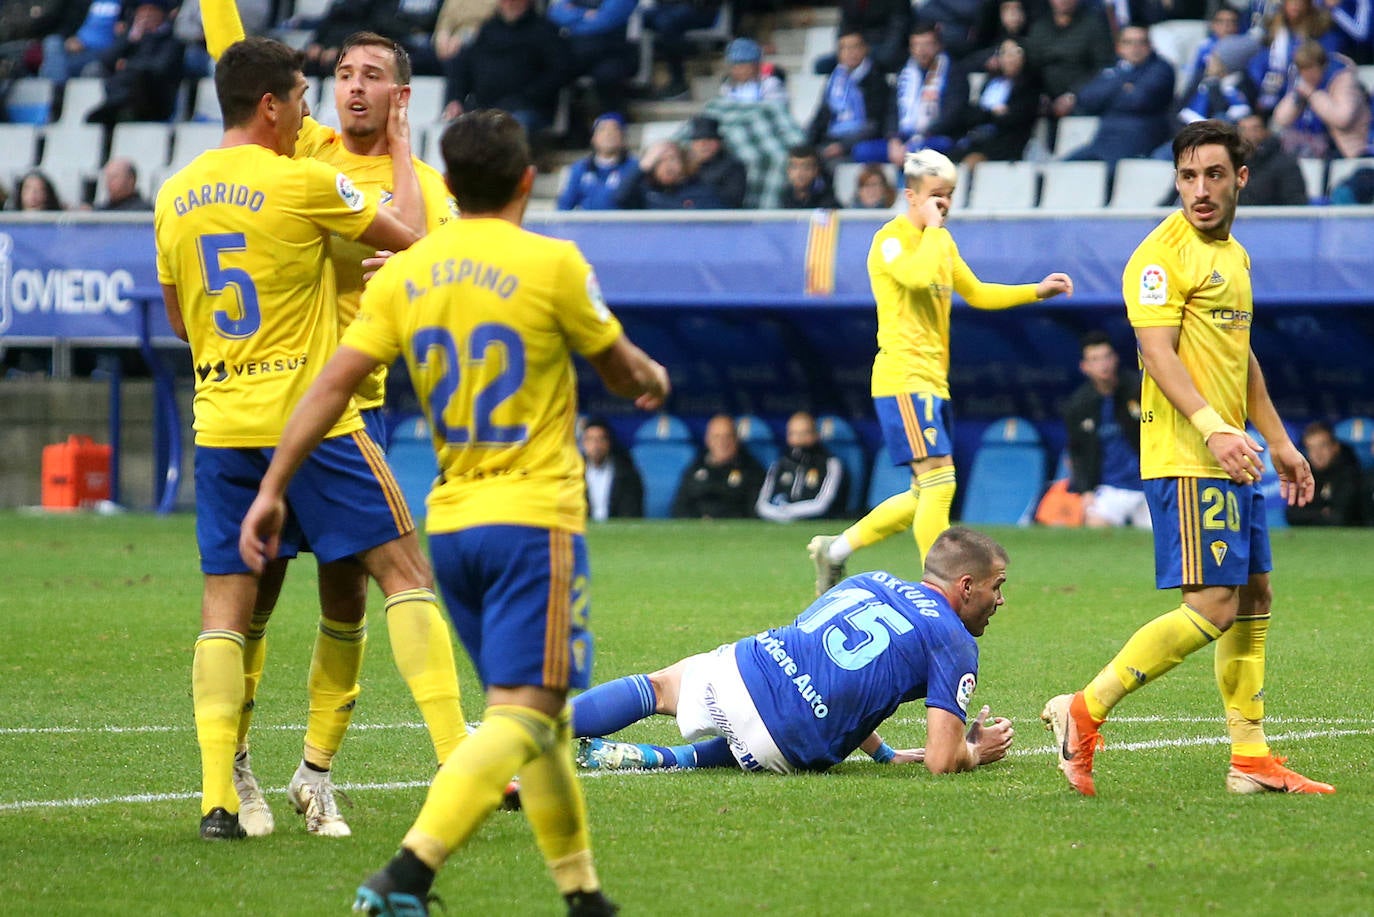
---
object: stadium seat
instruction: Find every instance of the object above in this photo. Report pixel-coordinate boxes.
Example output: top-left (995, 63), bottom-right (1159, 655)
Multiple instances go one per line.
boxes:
top-left (1297, 157), bottom-right (1326, 203)
top-left (407, 75), bottom-right (446, 125)
top-left (170, 122), bottom-right (222, 171)
top-left (108, 122), bottom-right (173, 170)
top-left (1149, 19), bottom-right (1209, 94)
top-left (315, 78), bottom-right (340, 129)
top-left (7, 78), bottom-right (54, 124)
top-left (1359, 65), bottom-right (1374, 94)
top-left (866, 445), bottom-right (911, 510)
top-left (1333, 416), bottom-right (1374, 469)
top-left (735, 414), bottom-right (778, 468)
top-left (631, 439), bottom-right (696, 519)
top-left (1326, 156), bottom-right (1374, 197)
top-left (1038, 160), bottom-right (1108, 210)
top-left (387, 415), bottom-right (439, 522)
top-left (965, 161), bottom-right (1038, 212)
top-left (832, 161), bottom-right (897, 208)
top-left (634, 413), bottom-right (693, 443)
top-left (788, 72), bottom-right (826, 128)
top-left (816, 414), bottom-right (867, 513)
top-left (55, 77), bottom-right (104, 126)
top-left (1051, 115), bottom-right (1099, 159)
top-left (0, 124), bottom-right (41, 170)
top-left (1249, 426), bottom-right (1289, 529)
top-left (1109, 158), bottom-right (1175, 209)
top-left (40, 122), bottom-right (104, 173)
top-left (961, 417), bottom-right (1046, 525)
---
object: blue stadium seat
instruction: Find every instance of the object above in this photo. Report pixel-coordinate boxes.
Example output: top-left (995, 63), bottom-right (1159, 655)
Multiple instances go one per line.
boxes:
top-left (1334, 416), bottom-right (1374, 469)
top-left (633, 413), bottom-right (693, 443)
top-left (817, 414), bottom-right (867, 513)
top-left (735, 414), bottom-right (778, 468)
top-left (866, 446), bottom-right (912, 510)
top-left (631, 441), bottom-right (696, 518)
top-left (1249, 426), bottom-right (1288, 530)
top-left (387, 415), bottom-right (439, 523)
top-left (961, 417), bottom-right (1046, 525)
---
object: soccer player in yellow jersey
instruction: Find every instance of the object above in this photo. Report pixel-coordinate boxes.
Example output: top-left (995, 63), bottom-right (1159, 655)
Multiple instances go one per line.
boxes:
top-left (154, 37), bottom-right (435, 840)
top-left (1042, 119), bottom-right (1334, 797)
top-left (202, 0), bottom-right (470, 828)
top-left (240, 110), bottom-right (669, 916)
top-left (808, 148), bottom-right (1074, 592)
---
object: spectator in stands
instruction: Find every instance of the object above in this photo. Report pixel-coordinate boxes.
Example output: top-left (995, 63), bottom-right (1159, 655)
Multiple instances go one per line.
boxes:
top-left (582, 418), bottom-right (644, 520)
top-left (697, 96), bottom-right (805, 207)
top-left (755, 411), bottom-right (847, 523)
top-left (1236, 112), bottom-right (1311, 204)
top-left (830, 0), bottom-right (912, 74)
top-left (1023, 0), bottom-right (1115, 119)
top-left (1175, 34), bottom-right (1259, 127)
top-left (1327, 0), bottom-right (1373, 64)
top-left (432, 0), bottom-right (499, 68)
top-left (719, 36), bottom-right (788, 103)
top-left (1061, 26), bottom-right (1175, 166)
top-left (671, 414), bottom-right (764, 519)
top-left (96, 156), bottom-right (151, 209)
top-left (174, 0), bottom-right (272, 81)
top-left (918, 0), bottom-right (987, 62)
top-left (779, 143), bottom-right (840, 207)
top-left (951, 38), bottom-right (1040, 165)
top-left (1063, 331), bottom-right (1150, 529)
top-left (85, 0), bottom-right (183, 124)
top-left (443, 0), bottom-right (570, 138)
top-left (14, 168), bottom-right (63, 210)
top-left (644, 0), bottom-right (722, 101)
top-left (1329, 163), bottom-right (1374, 202)
top-left (617, 139), bottom-right (725, 208)
top-left (1271, 40), bottom-right (1371, 158)
top-left (303, 0), bottom-right (384, 77)
top-left (547, 0), bottom-right (637, 119)
top-left (375, 0), bottom-right (445, 75)
top-left (557, 111), bottom-right (638, 210)
top-left (807, 30), bottom-right (891, 165)
top-left (1287, 420), bottom-right (1363, 525)
top-left (850, 162), bottom-right (897, 207)
top-left (40, 0), bottom-right (124, 88)
top-left (885, 22), bottom-right (970, 164)
top-left (1250, 0), bottom-right (1341, 114)
top-left (965, 0), bottom-right (1030, 72)
top-left (1177, 6), bottom-right (1243, 102)
top-left (1, 0), bottom-right (73, 50)
top-left (686, 115), bottom-right (748, 208)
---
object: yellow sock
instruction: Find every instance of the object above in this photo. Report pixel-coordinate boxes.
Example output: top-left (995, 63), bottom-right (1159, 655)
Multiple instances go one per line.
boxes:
top-left (386, 588), bottom-right (466, 763)
top-left (237, 608), bottom-right (271, 751)
top-left (193, 630), bottom-right (245, 815)
top-left (521, 707), bottom-right (600, 895)
top-left (403, 705), bottom-right (554, 870)
top-left (1216, 613), bottom-right (1270, 757)
top-left (844, 486), bottom-right (917, 550)
top-left (1084, 604), bottom-right (1222, 721)
top-left (913, 466), bottom-right (956, 564)
top-left (303, 616), bottom-right (366, 770)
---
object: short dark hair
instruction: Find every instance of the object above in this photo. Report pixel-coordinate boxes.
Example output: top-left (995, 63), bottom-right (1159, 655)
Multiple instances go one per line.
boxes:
top-left (1080, 329), bottom-right (1113, 354)
top-left (911, 20), bottom-right (941, 39)
top-left (439, 110), bottom-right (530, 213)
top-left (337, 31), bottom-right (412, 84)
top-left (216, 37), bottom-right (305, 129)
top-left (1172, 119), bottom-right (1251, 172)
top-left (1302, 420), bottom-right (1336, 442)
top-left (923, 526), bottom-right (1008, 582)
top-left (788, 144), bottom-right (820, 164)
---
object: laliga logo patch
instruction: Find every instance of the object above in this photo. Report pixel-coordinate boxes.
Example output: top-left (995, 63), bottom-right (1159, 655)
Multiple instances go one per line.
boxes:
top-left (336, 173), bottom-right (364, 211)
top-left (881, 237), bottom-right (902, 263)
top-left (586, 270), bottom-right (610, 321)
top-left (956, 673), bottom-right (976, 712)
top-left (1210, 540), bottom-right (1228, 566)
top-left (1139, 264), bottom-right (1167, 305)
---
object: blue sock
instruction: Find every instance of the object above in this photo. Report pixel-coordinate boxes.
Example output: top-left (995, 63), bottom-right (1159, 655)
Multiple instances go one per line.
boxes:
top-left (687, 738), bottom-right (736, 768)
top-left (571, 674), bottom-right (656, 737)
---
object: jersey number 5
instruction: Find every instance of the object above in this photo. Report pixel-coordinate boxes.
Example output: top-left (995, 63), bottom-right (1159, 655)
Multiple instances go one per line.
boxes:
top-left (197, 233), bottom-right (261, 339)
top-left (412, 323), bottom-right (528, 446)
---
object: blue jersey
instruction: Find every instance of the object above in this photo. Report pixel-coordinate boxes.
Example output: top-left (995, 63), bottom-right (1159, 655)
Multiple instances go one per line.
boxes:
top-left (734, 571), bottom-right (980, 771)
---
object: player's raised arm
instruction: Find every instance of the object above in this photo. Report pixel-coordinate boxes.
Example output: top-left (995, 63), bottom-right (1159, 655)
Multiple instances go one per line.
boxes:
top-left (201, 0), bottom-right (247, 60)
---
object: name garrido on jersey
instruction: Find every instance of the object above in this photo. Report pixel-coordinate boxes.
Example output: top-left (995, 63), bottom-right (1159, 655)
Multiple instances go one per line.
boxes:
top-left (172, 182), bottom-right (266, 216)
top-left (753, 633), bottom-right (830, 719)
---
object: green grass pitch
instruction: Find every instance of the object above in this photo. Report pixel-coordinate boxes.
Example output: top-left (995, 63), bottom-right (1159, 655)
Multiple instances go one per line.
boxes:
top-left (2, 513), bottom-right (1372, 915)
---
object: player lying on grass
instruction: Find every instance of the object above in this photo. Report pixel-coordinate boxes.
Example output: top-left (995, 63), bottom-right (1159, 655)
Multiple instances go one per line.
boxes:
top-left (572, 526), bottom-right (1015, 773)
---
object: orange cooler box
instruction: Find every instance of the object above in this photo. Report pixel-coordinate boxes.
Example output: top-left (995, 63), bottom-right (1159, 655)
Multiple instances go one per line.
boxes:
top-left (42, 436), bottom-right (112, 509)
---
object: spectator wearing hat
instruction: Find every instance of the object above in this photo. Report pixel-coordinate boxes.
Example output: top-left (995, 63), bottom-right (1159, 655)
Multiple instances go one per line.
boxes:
top-left (643, 0), bottom-right (723, 101)
top-left (686, 115), bottom-right (748, 208)
top-left (1236, 113), bottom-right (1309, 205)
top-left (558, 112), bottom-right (639, 210)
top-left (1175, 34), bottom-right (1260, 128)
top-left (1176, 6), bottom-right (1242, 104)
top-left (617, 139), bottom-right (725, 209)
top-left (779, 144), bottom-right (840, 208)
top-left (85, 0), bottom-right (184, 124)
top-left (719, 37), bottom-right (788, 103)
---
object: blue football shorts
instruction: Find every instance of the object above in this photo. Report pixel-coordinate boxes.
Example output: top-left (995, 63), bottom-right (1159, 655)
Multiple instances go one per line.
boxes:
top-left (1144, 477), bottom-right (1272, 589)
top-left (874, 392), bottom-right (953, 465)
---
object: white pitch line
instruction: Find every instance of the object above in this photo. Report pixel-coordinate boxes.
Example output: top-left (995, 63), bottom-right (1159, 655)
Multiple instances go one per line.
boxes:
top-left (0, 722), bottom-right (430, 737)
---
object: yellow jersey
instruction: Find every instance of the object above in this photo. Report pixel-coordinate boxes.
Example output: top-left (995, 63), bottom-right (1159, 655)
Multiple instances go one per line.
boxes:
top-left (867, 216), bottom-right (1037, 398)
top-left (1125, 210), bottom-right (1254, 480)
top-left (343, 218), bottom-right (624, 535)
top-left (154, 144), bottom-right (377, 447)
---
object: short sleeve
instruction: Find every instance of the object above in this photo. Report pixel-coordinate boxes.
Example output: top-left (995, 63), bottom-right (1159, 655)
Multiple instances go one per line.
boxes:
top-left (553, 242), bottom-right (623, 358)
top-left (1123, 242), bottom-right (1184, 329)
top-left (924, 633), bottom-right (979, 722)
top-left (300, 158), bottom-right (378, 241)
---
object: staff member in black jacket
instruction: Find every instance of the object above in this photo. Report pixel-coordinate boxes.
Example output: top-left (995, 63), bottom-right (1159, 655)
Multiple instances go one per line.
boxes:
top-left (582, 418), bottom-right (644, 520)
top-left (757, 412), bottom-right (847, 522)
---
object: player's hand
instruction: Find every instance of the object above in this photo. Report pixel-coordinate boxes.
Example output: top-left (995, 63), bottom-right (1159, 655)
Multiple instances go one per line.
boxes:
top-left (1269, 439), bottom-right (1315, 507)
top-left (918, 193), bottom-right (948, 228)
top-left (239, 493), bottom-right (287, 574)
top-left (1206, 429), bottom-right (1265, 486)
top-left (362, 250), bottom-right (396, 283)
top-left (891, 747), bottom-right (925, 764)
top-left (387, 85), bottom-right (411, 152)
top-left (964, 705), bottom-right (1014, 765)
top-left (635, 360), bottom-right (671, 411)
top-left (1036, 272), bottom-right (1074, 299)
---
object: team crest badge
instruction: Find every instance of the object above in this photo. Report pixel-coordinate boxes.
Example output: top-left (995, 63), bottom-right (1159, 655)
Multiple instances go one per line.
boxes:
top-left (336, 173), bottom-right (365, 211)
top-left (1210, 540), bottom-right (1228, 566)
top-left (956, 673), bottom-right (976, 712)
top-left (924, 427), bottom-right (938, 446)
top-left (1139, 264), bottom-right (1167, 305)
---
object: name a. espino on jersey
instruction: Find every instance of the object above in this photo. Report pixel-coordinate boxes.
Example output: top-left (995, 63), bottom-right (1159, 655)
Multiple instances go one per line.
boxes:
top-left (404, 258), bottom-right (521, 302)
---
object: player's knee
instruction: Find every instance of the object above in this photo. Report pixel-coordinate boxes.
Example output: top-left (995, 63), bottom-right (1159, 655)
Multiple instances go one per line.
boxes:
top-left (1239, 579), bottom-right (1273, 617)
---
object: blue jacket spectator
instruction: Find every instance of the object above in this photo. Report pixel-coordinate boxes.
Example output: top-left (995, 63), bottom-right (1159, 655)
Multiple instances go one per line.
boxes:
top-left (617, 140), bottom-right (725, 209)
top-left (558, 112), bottom-right (638, 210)
top-left (1063, 25), bottom-right (1175, 165)
top-left (1176, 34), bottom-right (1259, 125)
top-left (547, 0), bottom-right (637, 116)
top-left (85, 0), bottom-right (183, 124)
top-left (40, 0), bottom-right (123, 84)
top-left (1177, 6), bottom-right (1243, 103)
